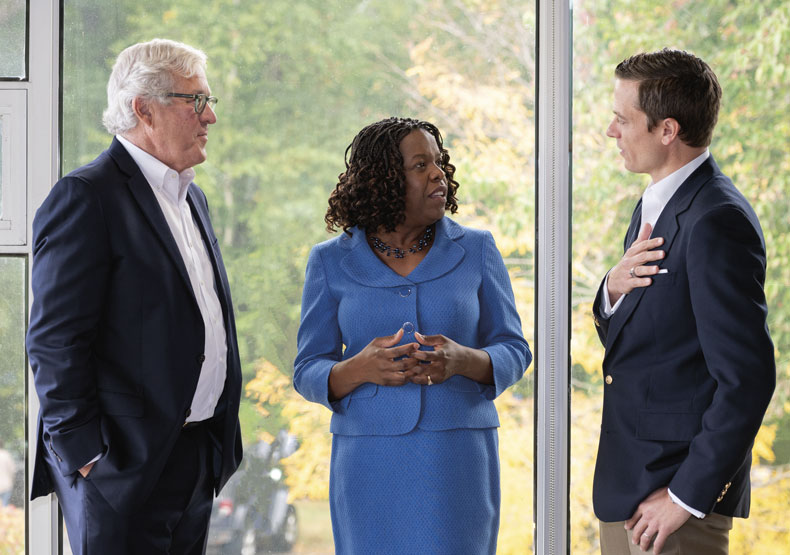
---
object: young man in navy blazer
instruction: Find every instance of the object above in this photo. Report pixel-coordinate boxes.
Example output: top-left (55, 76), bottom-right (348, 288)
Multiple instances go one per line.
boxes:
top-left (592, 49), bottom-right (775, 554)
top-left (27, 39), bottom-right (243, 554)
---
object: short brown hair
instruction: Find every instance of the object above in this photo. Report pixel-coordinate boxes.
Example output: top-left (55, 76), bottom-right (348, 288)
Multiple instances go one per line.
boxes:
top-left (325, 117), bottom-right (459, 233)
top-left (615, 49), bottom-right (721, 147)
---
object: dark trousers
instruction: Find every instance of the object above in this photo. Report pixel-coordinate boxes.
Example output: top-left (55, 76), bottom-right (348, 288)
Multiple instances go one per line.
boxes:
top-left (46, 424), bottom-right (216, 555)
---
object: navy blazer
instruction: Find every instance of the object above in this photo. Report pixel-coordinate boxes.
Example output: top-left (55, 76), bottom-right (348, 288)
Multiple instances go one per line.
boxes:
top-left (27, 138), bottom-right (243, 513)
top-left (592, 155), bottom-right (775, 521)
top-left (294, 217), bottom-right (531, 435)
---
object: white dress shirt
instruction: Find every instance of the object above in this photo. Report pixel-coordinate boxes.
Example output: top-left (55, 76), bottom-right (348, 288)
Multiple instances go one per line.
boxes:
top-left (602, 150), bottom-right (710, 315)
top-left (117, 135), bottom-right (228, 423)
top-left (600, 149), bottom-right (710, 518)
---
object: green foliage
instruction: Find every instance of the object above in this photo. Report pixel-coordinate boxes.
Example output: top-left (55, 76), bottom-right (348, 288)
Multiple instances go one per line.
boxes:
top-left (0, 258), bottom-right (25, 454)
top-left (0, 0), bottom-right (27, 78)
top-left (0, 505), bottom-right (24, 554)
top-left (710, 1), bottom-right (790, 418)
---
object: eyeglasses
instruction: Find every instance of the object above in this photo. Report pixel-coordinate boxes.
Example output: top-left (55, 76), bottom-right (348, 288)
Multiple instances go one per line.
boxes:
top-left (165, 93), bottom-right (218, 115)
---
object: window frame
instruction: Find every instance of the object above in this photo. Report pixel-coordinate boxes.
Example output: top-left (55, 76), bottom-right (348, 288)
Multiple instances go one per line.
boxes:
top-left (26, 1), bottom-right (62, 553)
top-left (534, 1), bottom-right (572, 552)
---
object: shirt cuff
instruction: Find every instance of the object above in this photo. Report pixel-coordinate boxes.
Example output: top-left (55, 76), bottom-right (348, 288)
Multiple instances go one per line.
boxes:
top-left (668, 488), bottom-right (706, 519)
top-left (601, 272), bottom-right (626, 316)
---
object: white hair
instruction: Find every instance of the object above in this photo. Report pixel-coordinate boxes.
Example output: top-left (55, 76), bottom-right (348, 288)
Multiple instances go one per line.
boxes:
top-left (102, 38), bottom-right (208, 135)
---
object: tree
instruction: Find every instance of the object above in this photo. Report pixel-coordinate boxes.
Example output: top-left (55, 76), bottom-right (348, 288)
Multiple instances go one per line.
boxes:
top-left (0, 259), bottom-right (25, 553)
top-left (0, 259), bottom-right (25, 456)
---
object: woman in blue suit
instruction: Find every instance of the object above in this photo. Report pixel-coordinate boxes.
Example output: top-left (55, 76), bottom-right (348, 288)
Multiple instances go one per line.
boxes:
top-left (294, 117), bottom-right (531, 554)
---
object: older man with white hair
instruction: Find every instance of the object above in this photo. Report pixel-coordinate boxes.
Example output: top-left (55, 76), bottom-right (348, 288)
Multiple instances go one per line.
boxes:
top-left (27, 38), bottom-right (243, 554)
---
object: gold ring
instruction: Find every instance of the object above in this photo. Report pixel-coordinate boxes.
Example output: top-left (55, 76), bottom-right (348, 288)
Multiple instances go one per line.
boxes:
top-left (427, 375), bottom-right (433, 386)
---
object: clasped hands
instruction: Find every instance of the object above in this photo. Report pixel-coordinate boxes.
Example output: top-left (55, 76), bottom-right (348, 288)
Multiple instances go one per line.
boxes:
top-left (328, 327), bottom-right (476, 400)
top-left (357, 327), bottom-right (464, 386)
top-left (607, 223), bottom-right (665, 305)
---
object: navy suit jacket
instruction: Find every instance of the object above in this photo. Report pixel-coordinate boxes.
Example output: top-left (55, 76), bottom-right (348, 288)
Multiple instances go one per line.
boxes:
top-left (294, 217), bottom-right (531, 435)
top-left (27, 138), bottom-right (243, 514)
top-left (592, 155), bottom-right (775, 521)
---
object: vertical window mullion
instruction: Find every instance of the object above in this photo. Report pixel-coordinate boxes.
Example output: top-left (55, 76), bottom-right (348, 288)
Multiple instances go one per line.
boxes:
top-left (535, 0), bottom-right (571, 553)
top-left (27, 1), bottom-right (61, 553)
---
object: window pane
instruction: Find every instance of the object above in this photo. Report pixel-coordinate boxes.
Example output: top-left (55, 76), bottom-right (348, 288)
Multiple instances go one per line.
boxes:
top-left (0, 116), bottom-right (4, 215)
top-left (0, 89), bottom-right (26, 245)
top-left (572, 1), bottom-right (790, 552)
top-left (0, 256), bottom-right (26, 552)
top-left (63, 1), bottom-right (535, 553)
top-left (0, 0), bottom-right (27, 79)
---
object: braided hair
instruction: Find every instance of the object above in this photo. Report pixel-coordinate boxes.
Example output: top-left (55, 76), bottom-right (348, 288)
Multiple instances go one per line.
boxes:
top-left (325, 117), bottom-right (459, 233)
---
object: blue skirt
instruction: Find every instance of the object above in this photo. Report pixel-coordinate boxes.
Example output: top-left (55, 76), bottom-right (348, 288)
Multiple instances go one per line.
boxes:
top-left (330, 427), bottom-right (500, 554)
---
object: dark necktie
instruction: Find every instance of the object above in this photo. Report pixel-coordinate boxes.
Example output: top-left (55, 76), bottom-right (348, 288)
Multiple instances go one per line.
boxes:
top-left (624, 198), bottom-right (642, 252)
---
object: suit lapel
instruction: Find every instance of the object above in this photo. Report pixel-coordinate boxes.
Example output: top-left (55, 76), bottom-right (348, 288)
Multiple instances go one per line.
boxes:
top-left (187, 186), bottom-right (231, 315)
top-left (649, 156), bottom-right (717, 255)
top-left (109, 139), bottom-right (197, 299)
top-left (604, 156), bottom-right (719, 354)
top-left (624, 198), bottom-right (642, 251)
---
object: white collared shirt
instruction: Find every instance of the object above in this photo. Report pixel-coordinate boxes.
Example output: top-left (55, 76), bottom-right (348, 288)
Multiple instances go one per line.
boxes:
top-left (117, 135), bottom-right (228, 423)
top-left (602, 150), bottom-right (710, 315)
top-left (641, 150), bottom-right (710, 231)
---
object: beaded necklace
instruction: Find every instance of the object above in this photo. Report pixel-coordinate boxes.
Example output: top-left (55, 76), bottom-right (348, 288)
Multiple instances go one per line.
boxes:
top-left (368, 225), bottom-right (434, 259)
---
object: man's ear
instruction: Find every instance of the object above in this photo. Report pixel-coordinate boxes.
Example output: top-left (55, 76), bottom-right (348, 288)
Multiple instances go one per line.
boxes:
top-left (132, 97), bottom-right (153, 127)
top-left (660, 118), bottom-right (681, 145)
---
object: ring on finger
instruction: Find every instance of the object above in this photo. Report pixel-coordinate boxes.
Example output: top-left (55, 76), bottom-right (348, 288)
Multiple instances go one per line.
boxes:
top-left (427, 375), bottom-right (433, 386)
top-left (642, 533), bottom-right (651, 538)
top-left (629, 267), bottom-right (637, 278)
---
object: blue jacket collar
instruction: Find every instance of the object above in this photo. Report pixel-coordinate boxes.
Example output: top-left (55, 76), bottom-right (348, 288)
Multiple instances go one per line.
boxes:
top-left (339, 217), bottom-right (466, 286)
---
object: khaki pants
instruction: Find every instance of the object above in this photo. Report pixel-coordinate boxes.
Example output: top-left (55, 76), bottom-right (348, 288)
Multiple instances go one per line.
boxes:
top-left (599, 513), bottom-right (732, 555)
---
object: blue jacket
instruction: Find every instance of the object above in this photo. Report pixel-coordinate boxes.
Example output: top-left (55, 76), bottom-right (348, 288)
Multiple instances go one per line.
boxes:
top-left (592, 155), bottom-right (775, 521)
top-left (294, 217), bottom-right (531, 435)
top-left (27, 138), bottom-right (243, 513)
